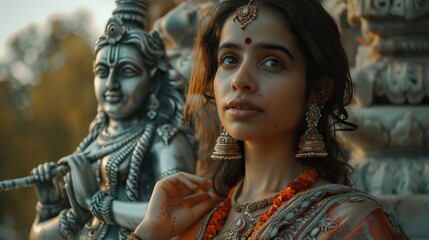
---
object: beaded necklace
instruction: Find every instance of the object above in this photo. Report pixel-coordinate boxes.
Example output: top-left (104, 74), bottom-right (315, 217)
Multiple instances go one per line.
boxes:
top-left (202, 167), bottom-right (319, 240)
top-left (231, 181), bottom-right (278, 213)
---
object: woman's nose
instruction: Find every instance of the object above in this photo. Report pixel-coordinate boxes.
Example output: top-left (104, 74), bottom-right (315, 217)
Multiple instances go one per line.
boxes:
top-left (231, 63), bottom-right (257, 93)
top-left (106, 69), bottom-right (120, 90)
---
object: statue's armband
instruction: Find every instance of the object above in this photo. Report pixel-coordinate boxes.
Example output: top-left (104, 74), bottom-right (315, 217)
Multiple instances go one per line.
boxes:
top-left (156, 124), bottom-right (180, 145)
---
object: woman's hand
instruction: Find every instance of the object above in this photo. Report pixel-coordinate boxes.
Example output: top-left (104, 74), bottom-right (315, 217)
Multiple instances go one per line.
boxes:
top-left (134, 172), bottom-right (222, 240)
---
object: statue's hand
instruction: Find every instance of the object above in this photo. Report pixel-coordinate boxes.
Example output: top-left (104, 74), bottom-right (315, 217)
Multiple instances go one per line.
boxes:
top-left (32, 162), bottom-right (66, 204)
top-left (63, 172), bottom-right (91, 225)
top-left (59, 153), bottom-right (98, 210)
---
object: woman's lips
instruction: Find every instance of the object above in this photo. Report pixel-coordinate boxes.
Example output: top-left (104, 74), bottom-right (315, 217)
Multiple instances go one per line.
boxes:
top-left (226, 99), bottom-right (263, 118)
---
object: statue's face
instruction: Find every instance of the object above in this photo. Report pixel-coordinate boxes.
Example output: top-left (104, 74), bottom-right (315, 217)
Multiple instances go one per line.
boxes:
top-left (94, 44), bottom-right (151, 120)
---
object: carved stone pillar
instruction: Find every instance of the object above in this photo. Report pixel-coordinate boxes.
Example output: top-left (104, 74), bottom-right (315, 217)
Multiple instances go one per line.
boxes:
top-left (339, 0), bottom-right (429, 238)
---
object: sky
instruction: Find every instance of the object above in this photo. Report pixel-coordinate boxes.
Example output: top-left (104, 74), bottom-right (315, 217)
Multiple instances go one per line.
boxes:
top-left (0, 0), bottom-right (116, 60)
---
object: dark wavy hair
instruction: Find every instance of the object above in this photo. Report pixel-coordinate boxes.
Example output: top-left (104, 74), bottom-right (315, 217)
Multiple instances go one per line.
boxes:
top-left (184, 0), bottom-right (357, 197)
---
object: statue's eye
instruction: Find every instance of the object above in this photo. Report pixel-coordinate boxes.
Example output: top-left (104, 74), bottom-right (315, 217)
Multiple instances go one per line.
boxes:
top-left (95, 67), bottom-right (109, 78)
top-left (121, 64), bottom-right (141, 77)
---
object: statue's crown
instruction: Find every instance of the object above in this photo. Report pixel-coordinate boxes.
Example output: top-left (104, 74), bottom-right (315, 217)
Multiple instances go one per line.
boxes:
top-left (101, 0), bottom-right (151, 45)
top-left (112, 0), bottom-right (149, 30)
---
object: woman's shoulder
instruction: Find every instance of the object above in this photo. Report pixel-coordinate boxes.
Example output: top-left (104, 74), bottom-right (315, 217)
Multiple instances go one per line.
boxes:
top-left (259, 184), bottom-right (409, 239)
top-left (273, 183), bottom-right (385, 223)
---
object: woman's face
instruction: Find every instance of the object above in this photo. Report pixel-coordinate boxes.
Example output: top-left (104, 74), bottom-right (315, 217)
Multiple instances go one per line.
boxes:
top-left (94, 44), bottom-right (151, 120)
top-left (214, 6), bottom-right (308, 141)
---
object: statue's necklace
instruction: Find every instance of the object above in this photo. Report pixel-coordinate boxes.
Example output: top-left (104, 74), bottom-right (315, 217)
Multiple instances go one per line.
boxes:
top-left (97, 122), bottom-right (142, 146)
top-left (201, 167), bottom-right (319, 240)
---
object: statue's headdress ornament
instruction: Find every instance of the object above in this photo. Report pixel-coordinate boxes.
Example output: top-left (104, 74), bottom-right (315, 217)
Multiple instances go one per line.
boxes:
top-left (103, 0), bottom-right (149, 45)
top-left (112, 0), bottom-right (149, 29)
top-left (97, 0), bottom-right (165, 56)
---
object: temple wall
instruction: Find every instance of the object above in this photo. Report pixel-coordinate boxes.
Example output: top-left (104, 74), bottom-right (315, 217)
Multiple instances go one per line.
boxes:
top-left (324, 0), bottom-right (429, 238)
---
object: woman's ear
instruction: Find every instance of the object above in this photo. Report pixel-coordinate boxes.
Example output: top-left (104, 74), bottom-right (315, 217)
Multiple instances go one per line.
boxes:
top-left (309, 76), bottom-right (334, 106)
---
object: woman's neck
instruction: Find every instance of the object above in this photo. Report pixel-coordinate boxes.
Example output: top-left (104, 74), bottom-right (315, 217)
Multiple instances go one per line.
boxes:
top-left (239, 135), bottom-right (305, 203)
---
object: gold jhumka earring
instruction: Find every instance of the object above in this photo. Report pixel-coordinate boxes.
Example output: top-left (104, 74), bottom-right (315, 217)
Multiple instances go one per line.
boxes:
top-left (233, 0), bottom-right (258, 29)
top-left (211, 128), bottom-right (242, 160)
top-left (296, 103), bottom-right (328, 158)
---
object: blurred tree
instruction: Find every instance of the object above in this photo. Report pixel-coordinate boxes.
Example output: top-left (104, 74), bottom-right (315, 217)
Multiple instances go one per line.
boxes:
top-left (0, 12), bottom-right (96, 239)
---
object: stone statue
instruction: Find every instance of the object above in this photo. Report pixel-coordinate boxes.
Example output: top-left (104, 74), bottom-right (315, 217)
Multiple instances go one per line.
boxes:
top-left (153, 0), bottom-right (214, 82)
top-left (28, 0), bottom-right (196, 239)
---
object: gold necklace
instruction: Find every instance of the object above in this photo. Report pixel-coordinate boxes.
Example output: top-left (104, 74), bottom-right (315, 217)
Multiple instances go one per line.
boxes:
top-left (230, 180), bottom-right (278, 213)
top-left (216, 195), bottom-right (272, 239)
top-left (214, 210), bottom-right (259, 240)
top-left (220, 181), bottom-right (278, 239)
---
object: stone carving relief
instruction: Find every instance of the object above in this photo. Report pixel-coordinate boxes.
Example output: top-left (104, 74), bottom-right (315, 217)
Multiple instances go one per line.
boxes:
top-left (342, 0), bottom-right (429, 106)
top-left (353, 158), bottom-right (429, 194)
top-left (347, 0), bottom-right (429, 21)
top-left (390, 112), bottom-right (424, 147)
top-left (331, 0), bottom-right (429, 237)
top-left (344, 108), bottom-right (429, 150)
top-left (353, 60), bottom-right (428, 105)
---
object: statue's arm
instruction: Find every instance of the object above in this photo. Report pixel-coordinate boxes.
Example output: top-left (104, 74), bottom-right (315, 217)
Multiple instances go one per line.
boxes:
top-left (152, 131), bottom-right (197, 178)
top-left (30, 214), bottom-right (63, 240)
top-left (111, 132), bottom-right (196, 230)
top-left (111, 200), bottom-right (150, 229)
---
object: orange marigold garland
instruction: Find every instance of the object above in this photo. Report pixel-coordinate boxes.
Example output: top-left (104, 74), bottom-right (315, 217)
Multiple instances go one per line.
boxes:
top-left (202, 184), bottom-right (237, 240)
top-left (201, 168), bottom-right (318, 240)
top-left (248, 167), bottom-right (318, 239)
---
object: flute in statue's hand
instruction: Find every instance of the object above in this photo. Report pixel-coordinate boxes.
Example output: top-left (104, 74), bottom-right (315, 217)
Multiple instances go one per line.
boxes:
top-left (0, 144), bottom-right (116, 192)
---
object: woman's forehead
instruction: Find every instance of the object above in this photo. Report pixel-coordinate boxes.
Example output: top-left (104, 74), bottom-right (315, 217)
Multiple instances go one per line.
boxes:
top-left (218, 6), bottom-right (297, 49)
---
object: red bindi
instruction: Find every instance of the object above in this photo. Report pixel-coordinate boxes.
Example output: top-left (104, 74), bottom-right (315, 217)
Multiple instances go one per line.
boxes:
top-left (245, 37), bottom-right (252, 45)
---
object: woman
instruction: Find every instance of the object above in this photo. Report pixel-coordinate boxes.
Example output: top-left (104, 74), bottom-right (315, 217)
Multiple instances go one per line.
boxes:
top-left (29, 1), bottom-right (196, 239)
top-left (130, 0), bottom-right (409, 239)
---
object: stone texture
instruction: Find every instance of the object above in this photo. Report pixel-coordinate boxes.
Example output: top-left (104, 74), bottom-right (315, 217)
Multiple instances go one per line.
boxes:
top-left (324, 0), bottom-right (429, 238)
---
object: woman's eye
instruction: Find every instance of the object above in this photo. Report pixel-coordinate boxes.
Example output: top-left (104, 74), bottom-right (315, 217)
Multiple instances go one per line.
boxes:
top-left (220, 55), bottom-right (238, 66)
top-left (262, 58), bottom-right (284, 68)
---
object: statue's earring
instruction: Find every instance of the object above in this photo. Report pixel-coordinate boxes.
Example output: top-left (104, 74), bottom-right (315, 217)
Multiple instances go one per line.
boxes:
top-left (211, 128), bottom-right (242, 160)
top-left (147, 94), bottom-right (160, 120)
top-left (296, 100), bottom-right (328, 158)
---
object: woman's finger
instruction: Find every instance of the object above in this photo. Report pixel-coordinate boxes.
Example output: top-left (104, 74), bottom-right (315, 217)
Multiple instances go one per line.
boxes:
top-left (177, 172), bottom-right (212, 187)
top-left (182, 191), bottom-right (211, 208)
top-left (155, 173), bottom-right (208, 198)
top-left (163, 172), bottom-right (211, 191)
